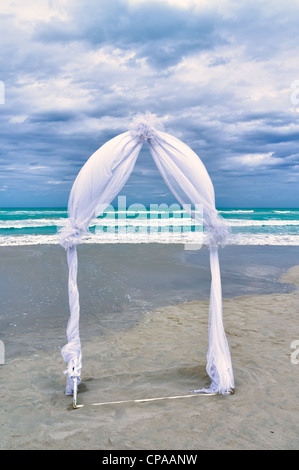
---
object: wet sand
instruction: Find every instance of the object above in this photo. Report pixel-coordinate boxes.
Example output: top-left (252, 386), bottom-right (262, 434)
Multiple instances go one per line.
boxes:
top-left (0, 245), bottom-right (298, 450)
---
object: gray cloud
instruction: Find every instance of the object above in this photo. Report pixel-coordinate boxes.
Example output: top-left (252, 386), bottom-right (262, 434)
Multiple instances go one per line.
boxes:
top-left (0, 0), bottom-right (299, 207)
top-left (34, 0), bottom-right (226, 68)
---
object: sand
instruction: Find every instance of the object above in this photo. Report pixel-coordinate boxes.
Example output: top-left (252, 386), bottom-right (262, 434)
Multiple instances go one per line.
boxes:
top-left (0, 261), bottom-right (299, 450)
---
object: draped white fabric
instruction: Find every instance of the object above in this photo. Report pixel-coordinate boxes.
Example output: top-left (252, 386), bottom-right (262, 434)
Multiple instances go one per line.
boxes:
top-left (59, 112), bottom-right (235, 396)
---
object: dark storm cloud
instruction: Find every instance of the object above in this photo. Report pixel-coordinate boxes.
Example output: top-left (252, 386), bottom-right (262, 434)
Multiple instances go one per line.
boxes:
top-left (34, 0), bottom-right (226, 68)
top-left (0, 0), bottom-right (299, 207)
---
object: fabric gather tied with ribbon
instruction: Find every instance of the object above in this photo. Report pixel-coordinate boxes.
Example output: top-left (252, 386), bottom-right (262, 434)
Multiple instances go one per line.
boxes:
top-left (59, 112), bottom-right (234, 397)
top-left (205, 211), bottom-right (232, 248)
top-left (58, 218), bottom-right (86, 250)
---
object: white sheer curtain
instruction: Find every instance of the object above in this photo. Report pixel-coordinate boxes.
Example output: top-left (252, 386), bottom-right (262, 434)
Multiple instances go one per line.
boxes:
top-left (59, 112), bottom-right (235, 396)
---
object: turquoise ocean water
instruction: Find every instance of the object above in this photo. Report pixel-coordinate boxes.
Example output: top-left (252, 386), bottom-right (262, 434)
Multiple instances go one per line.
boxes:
top-left (1, 207), bottom-right (299, 361)
top-left (0, 207), bottom-right (299, 246)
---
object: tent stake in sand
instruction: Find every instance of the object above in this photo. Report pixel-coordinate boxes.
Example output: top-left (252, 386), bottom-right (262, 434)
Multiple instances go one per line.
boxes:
top-left (72, 378), bottom-right (78, 409)
top-left (72, 378), bottom-right (83, 409)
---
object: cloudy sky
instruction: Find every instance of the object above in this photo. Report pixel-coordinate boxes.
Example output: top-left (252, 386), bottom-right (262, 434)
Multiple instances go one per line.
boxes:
top-left (0, 0), bottom-right (299, 208)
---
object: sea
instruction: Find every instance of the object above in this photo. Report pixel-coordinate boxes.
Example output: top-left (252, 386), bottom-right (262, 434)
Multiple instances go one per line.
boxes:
top-left (1, 206), bottom-right (299, 361)
top-left (0, 207), bottom-right (299, 246)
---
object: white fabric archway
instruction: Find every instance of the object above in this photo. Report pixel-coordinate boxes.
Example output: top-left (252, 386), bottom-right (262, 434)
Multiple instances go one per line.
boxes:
top-left (58, 112), bottom-right (235, 398)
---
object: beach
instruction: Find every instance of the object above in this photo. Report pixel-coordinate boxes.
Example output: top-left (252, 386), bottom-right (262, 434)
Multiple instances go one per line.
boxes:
top-left (0, 243), bottom-right (299, 450)
top-left (2, 0), bottom-right (299, 453)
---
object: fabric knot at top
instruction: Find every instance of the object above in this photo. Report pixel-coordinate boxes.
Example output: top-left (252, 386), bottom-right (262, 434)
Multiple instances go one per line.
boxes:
top-left (129, 111), bottom-right (164, 143)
